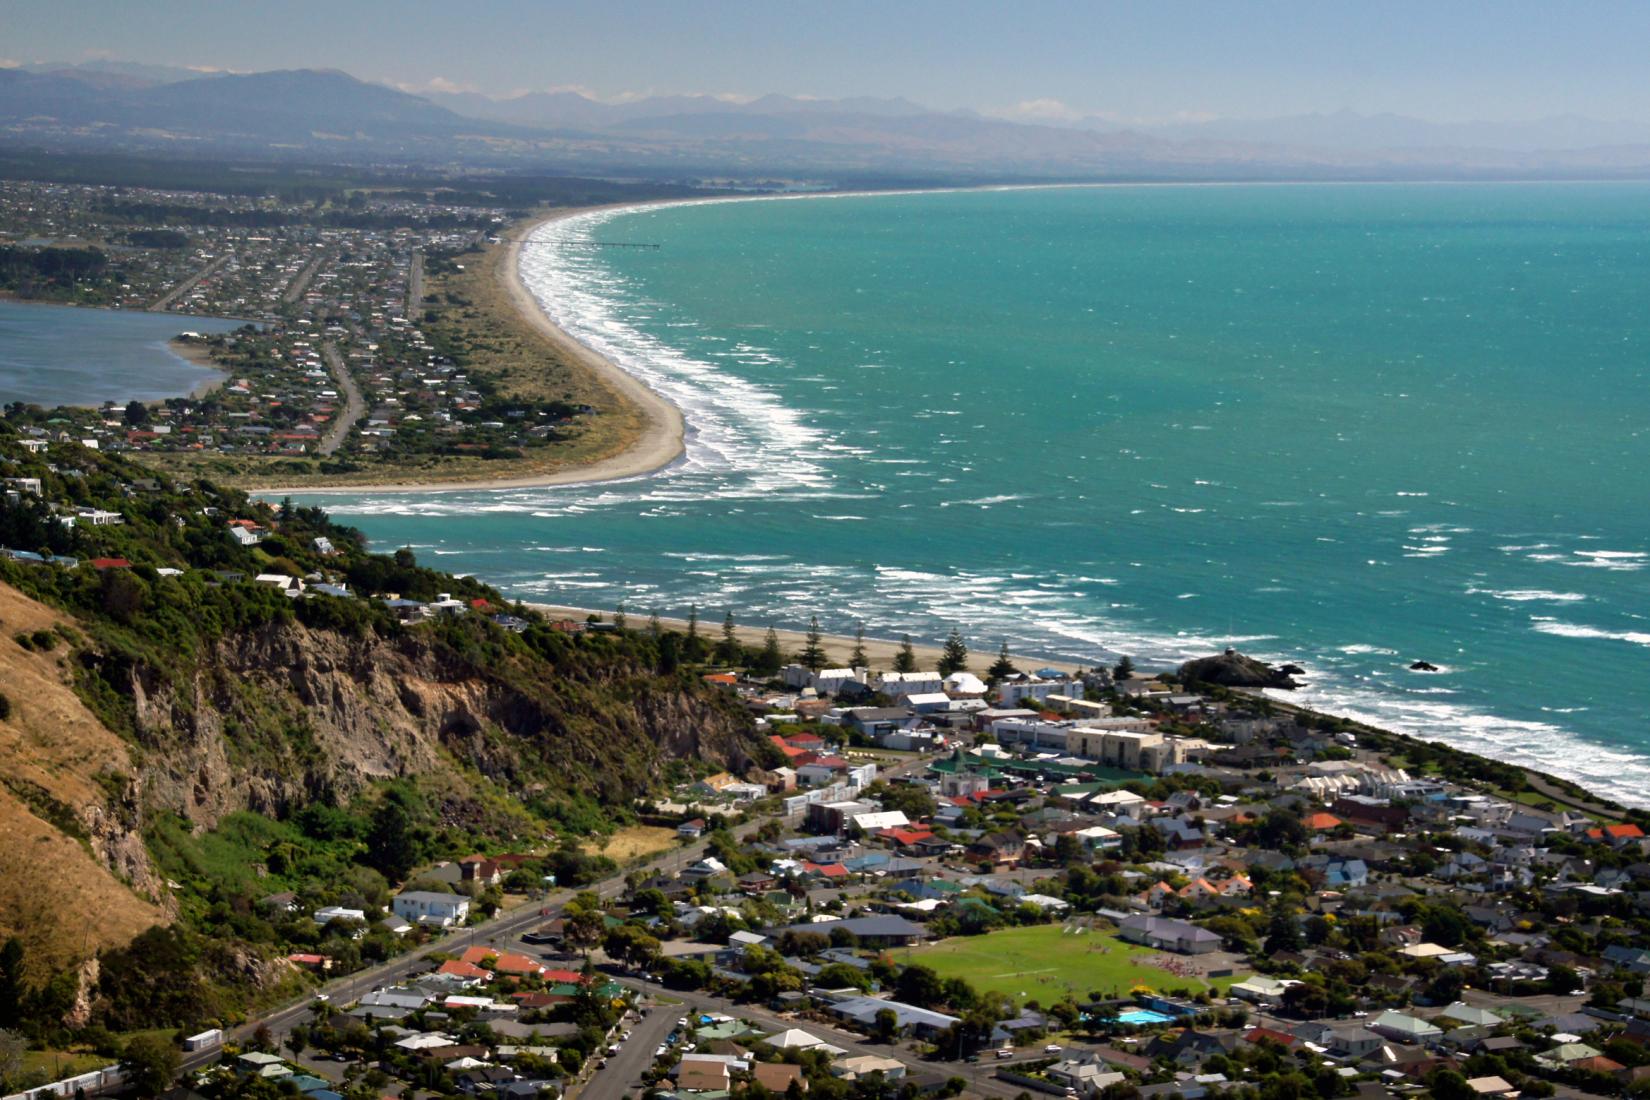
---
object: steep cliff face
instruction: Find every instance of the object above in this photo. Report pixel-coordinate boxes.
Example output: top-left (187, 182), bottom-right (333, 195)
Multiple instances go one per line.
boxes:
top-left (0, 571), bottom-right (763, 990)
top-left (125, 616), bottom-right (761, 829)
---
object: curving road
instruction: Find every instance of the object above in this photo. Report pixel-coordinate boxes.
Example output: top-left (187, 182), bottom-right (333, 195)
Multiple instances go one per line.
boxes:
top-left (317, 343), bottom-right (365, 457)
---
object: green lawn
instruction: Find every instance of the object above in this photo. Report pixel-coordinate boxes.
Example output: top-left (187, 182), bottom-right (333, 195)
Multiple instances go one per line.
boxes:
top-left (19, 1050), bottom-right (115, 1082)
top-left (897, 923), bottom-right (1244, 1008)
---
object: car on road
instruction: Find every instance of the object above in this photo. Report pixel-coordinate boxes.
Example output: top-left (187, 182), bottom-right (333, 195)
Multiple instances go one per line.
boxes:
top-left (996, 1049), bottom-right (1014, 1059)
top-left (1045, 1044), bottom-right (1062, 1054)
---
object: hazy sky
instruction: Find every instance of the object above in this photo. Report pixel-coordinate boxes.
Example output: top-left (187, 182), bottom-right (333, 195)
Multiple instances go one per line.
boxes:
top-left (6, 0), bottom-right (1650, 123)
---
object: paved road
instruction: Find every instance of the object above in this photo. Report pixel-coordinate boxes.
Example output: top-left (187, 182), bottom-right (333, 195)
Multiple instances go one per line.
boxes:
top-left (1523, 771), bottom-right (1619, 817)
top-left (151, 253), bottom-right (230, 311)
top-left (407, 250), bottom-right (424, 317)
top-left (577, 1005), bottom-right (677, 1100)
top-left (283, 250), bottom-right (328, 305)
top-left (317, 343), bottom-right (365, 456)
top-left (614, 978), bottom-right (1020, 1099)
top-left (176, 761), bottom-right (934, 1081)
top-left (180, 818), bottom-right (778, 1075)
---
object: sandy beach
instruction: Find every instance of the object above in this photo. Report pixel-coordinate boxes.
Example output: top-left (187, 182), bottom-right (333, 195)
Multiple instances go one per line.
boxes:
top-left (526, 603), bottom-right (1068, 676)
top-left (169, 336), bottom-right (233, 400)
top-left (489, 206), bottom-right (686, 486)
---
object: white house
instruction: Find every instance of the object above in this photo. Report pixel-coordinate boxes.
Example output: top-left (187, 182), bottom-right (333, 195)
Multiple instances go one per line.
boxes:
top-left (812, 668), bottom-right (862, 695)
top-left (904, 692), bottom-right (952, 714)
top-left (996, 679), bottom-right (1065, 708)
top-left (393, 890), bottom-right (470, 928)
top-left (876, 671), bottom-right (944, 699)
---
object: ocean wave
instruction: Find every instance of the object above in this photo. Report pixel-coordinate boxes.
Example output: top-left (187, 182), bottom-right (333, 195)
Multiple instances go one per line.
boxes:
top-left (1466, 587), bottom-right (1587, 603)
top-left (519, 209), bottom-right (834, 494)
top-left (1564, 550), bottom-right (1647, 571)
top-left (1529, 618), bottom-right (1650, 647)
top-left (1271, 679), bottom-right (1648, 807)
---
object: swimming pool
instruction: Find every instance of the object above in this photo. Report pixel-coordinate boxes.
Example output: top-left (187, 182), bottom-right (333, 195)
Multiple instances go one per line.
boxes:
top-left (1112, 1009), bottom-right (1177, 1026)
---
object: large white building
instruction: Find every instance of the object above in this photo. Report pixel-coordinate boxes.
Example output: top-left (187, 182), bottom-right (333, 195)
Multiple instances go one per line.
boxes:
top-left (393, 890), bottom-right (470, 928)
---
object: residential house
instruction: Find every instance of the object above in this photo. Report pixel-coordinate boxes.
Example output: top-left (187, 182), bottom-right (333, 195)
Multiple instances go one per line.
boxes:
top-left (1119, 915), bottom-right (1223, 955)
top-left (393, 890), bottom-right (471, 928)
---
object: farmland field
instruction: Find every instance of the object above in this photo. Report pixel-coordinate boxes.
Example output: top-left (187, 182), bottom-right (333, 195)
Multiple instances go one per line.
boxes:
top-left (896, 923), bottom-right (1244, 1007)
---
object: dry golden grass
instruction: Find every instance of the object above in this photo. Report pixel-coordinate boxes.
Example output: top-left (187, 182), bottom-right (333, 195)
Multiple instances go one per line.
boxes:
top-left (0, 583), bottom-right (164, 980)
top-left (583, 825), bottom-right (680, 863)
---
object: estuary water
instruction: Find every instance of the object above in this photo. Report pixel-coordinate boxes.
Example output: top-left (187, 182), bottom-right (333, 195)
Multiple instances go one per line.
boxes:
top-left (0, 300), bottom-right (242, 406)
top-left (307, 184), bottom-right (1650, 805)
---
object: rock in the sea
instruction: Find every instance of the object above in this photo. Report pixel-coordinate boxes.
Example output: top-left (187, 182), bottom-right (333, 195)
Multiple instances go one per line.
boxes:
top-left (1409, 660), bottom-right (1440, 672)
top-left (1179, 648), bottom-right (1299, 690)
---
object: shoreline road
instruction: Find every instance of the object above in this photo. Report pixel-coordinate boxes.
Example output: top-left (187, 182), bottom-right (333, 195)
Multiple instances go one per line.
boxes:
top-left (407, 249), bottom-right (423, 317)
top-left (282, 250), bottom-right (328, 305)
top-left (150, 252), bottom-right (230, 312)
top-left (318, 343), bottom-right (365, 457)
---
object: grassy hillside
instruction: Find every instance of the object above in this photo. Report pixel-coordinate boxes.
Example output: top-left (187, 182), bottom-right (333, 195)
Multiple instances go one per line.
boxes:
top-left (0, 422), bottom-right (768, 1041)
top-left (0, 583), bottom-right (165, 984)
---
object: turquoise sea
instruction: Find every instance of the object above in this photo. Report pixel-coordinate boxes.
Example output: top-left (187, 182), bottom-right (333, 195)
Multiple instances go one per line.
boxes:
top-left (307, 184), bottom-right (1650, 805)
top-left (0, 300), bottom-right (241, 406)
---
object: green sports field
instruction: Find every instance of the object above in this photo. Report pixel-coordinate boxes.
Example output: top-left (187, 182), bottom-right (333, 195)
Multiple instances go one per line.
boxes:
top-left (896, 923), bottom-right (1243, 1008)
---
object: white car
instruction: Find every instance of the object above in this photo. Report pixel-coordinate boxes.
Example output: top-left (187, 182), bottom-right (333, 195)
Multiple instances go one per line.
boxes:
top-left (995, 1049), bottom-right (1014, 1059)
top-left (1045, 1044), bottom-right (1062, 1054)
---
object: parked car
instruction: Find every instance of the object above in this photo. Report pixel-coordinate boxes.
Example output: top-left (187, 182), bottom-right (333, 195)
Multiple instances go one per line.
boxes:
top-left (996, 1049), bottom-right (1014, 1059)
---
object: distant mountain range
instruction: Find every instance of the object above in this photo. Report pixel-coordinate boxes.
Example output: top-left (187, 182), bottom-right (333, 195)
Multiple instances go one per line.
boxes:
top-left (5, 61), bottom-right (1650, 182)
top-left (1129, 109), bottom-right (1650, 154)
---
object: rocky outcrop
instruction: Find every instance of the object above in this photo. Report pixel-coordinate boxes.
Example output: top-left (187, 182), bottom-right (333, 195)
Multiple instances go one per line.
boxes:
top-left (1179, 648), bottom-right (1301, 690)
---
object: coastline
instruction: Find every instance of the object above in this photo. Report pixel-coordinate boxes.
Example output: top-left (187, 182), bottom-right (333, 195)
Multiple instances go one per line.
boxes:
top-left (253, 180), bottom-right (1461, 496)
top-left (258, 204), bottom-right (688, 496)
top-left (526, 603), bottom-right (1052, 675)
top-left (526, 601), bottom-right (1626, 817)
top-left (168, 336), bottom-right (233, 400)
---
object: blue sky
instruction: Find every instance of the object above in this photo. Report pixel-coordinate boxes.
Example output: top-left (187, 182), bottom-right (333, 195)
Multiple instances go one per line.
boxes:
top-left (5, 0), bottom-right (1649, 123)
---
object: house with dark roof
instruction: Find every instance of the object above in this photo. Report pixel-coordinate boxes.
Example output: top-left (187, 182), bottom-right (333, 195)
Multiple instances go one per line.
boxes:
top-left (1118, 915), bottom-right (1223, 955)
top-left (770, 914), bottom-right (927, 947)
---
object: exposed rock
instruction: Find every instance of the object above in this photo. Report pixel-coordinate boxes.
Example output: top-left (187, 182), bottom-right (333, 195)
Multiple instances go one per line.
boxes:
top-left (128, 617), bottom-right (761, 828)
top-left (1179, 648), bottom-right (1300, 690)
